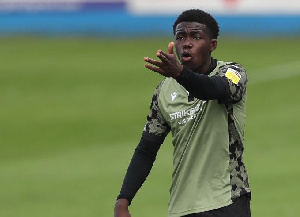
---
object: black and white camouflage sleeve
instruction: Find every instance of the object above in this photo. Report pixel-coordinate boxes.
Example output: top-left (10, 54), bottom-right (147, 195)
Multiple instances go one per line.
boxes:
top-left (142, 81), bottom-right (170, 144)
top-left (218, 62), bottom-right (248, 104)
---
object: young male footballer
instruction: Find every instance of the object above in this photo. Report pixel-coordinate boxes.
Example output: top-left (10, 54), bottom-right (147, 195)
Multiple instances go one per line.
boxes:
top-left (114, 9), bottom-right (251, 217)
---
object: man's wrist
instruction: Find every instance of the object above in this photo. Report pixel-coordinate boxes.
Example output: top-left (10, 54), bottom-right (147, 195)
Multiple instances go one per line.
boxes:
top-left (115, 198), bottom-right (130, 209)
top-left (114, 199), bottom-right (131, 217)
top-left (117, 195), bottom-right (131, 204)
top-left (175, 66), bottom-right (189, 81)
top-left (173, 65), bottom-right (183, 79)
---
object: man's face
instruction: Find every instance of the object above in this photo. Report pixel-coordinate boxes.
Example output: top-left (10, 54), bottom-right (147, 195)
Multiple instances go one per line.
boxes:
top-left (174, 22), bottom-right (217, 73)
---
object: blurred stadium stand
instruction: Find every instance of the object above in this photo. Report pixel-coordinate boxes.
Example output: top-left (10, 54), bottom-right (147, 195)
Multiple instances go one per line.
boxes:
top-left (0, 0), bottom-right (299, 37)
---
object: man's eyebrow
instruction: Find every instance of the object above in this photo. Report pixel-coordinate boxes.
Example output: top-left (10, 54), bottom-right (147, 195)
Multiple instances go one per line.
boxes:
top-left (175, 30), bottom-right (187, 36)
top-left (175, 28), bottom-right (185, 32)
top-left (190, 29), bottom-right (203, 32)
top-left (175, 28), bottom-right (203, 34)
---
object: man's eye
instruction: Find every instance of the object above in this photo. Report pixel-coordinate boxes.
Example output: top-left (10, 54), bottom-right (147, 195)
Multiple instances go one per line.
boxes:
top-left (194, 36), bottom-right (201, 40)
top-left (176, 36), bottom-right (184, 40)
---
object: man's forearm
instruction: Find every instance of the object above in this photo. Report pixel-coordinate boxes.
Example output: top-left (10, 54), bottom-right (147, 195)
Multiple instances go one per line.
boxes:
top-left (176, 67), bottom-right (229, 101)
top-left (117, 138), bottom-right (162, 205)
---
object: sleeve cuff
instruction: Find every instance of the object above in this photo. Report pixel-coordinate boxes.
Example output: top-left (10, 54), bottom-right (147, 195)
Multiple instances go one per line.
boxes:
top-left (117, 195), bottom-right (132, 206)
top-left (176, 66), bottom-right (193, 83)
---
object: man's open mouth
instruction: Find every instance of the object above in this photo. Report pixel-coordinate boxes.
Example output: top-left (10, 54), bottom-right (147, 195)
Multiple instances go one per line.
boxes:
top-left (181, 51), bottom-right (192, 62)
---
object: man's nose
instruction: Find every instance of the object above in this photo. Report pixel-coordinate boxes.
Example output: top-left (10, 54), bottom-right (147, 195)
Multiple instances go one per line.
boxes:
top-left (183, 38), bottom-right (192, 49)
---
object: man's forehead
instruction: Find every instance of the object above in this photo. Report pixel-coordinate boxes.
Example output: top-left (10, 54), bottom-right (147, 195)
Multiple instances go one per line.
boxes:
top-left (175, 22), bottom-right (206, 32)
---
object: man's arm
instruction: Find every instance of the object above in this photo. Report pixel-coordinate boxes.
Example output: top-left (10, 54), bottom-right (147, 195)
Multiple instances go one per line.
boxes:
top-left (176, 66), bottom-right (227, 101)
top-left (114, 138), bottom-right (162, 217)
top-left (115, 81), bottom-right (169, 217)
top-left (178, 62), bottom-right (248, 103)
top-left (116, 138), bottom-right (162, 204)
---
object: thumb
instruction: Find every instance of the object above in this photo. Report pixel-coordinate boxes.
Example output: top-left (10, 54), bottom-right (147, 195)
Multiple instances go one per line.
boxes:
top-left (168, 42), bottom-right (174, 54)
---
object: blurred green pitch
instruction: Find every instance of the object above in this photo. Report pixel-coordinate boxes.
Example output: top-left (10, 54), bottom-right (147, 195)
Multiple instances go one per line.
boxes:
top-left (0, 36), bottom-right (299, 217)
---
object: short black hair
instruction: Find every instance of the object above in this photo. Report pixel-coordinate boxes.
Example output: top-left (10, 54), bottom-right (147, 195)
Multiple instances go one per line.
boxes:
top-left (173, 9), bottom-right (219, 39)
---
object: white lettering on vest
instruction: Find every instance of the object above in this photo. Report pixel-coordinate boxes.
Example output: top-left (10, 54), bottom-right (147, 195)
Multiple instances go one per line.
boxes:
top-left (169, 101), bottom-right (206, 125)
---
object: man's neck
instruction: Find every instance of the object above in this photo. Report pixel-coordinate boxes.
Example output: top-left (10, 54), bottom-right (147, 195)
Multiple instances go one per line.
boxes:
top-left (196, 58), bottom-right (217, 75)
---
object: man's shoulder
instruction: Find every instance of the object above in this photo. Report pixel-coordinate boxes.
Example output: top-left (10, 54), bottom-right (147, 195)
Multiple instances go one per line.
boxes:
top-left (215, 61), bottom-right (247, 84)
top-left (151, 78), bottom-right (173, 105)
top-left (157, 77), bottom-right (179, 93)
top-left (152, 79), bottom-right (166, 96)
top-left (216, 61), bottom-right (247, 74)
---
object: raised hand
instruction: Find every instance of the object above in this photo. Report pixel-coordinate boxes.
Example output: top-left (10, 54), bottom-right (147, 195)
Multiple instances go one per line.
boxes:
top-left (144, 42), bottom-right (183, 78)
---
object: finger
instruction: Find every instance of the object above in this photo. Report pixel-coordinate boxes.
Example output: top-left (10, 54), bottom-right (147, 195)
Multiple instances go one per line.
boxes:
top-left (168, 42), bottom-right (174, 54)
top-left (157, 49), bottom-right (168, 58)
top-left (157, 51), bottom-right (169, 63)
top-left (144, 56), bottom-right (163, 67)
top-left (144, 63), bottom-right (165, 75)
top-left (155, 50), bottom-right (165, 59)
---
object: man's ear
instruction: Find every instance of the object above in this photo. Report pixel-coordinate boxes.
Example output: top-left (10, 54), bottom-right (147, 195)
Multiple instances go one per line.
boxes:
top-left (210, 39), bottom-right (218, 52)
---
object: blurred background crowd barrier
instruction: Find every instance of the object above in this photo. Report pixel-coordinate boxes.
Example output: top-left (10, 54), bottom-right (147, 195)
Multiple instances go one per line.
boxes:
top-left (0, 0), bottom-right (299, 37)
top-left (1, 1), bottom-right (299, 217)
